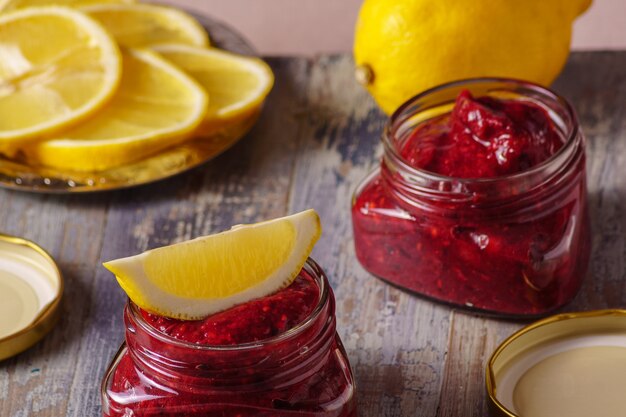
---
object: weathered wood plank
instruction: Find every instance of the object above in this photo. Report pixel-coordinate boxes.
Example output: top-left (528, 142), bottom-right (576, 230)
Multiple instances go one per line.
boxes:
top-left (0, 51), bottom-right (625, 417)
top-left (554, 52), bottom-right (626, 311)
top-left (436, 312), bottom-right (518, 417)
top-left (288, 55), bottom-right (452, 417)
top-left (0, 193), bottom-right (110, 417)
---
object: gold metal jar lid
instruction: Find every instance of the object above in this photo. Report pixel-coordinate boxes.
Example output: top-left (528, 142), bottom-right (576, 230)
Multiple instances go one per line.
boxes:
top-left (486, 310), bottom-right (626, 417)
top-left (0, 234), bottom-right (63, 361)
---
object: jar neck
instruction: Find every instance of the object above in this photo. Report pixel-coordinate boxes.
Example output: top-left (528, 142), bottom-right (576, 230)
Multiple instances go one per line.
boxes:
top-left (380, 79), bottom-right (585, 216)
top-left (123, 258), bottom-right (336, 391)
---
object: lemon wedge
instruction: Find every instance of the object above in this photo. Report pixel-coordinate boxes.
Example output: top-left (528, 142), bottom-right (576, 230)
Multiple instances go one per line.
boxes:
top-left (152, 44), bottom-right (274, 136)
top-left (15, 48), bottom-right (207, 171)
top-left (0, 6), bottom-right (121, 141)
top-left (104, 209), bottom-right (322, 320)
top-left (0, 0), bottom-right (134, 12)
top-left (82, 3), bottom-right (209, 48)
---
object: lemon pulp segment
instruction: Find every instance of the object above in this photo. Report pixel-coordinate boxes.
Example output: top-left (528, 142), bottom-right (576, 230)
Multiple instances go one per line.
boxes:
top-left (153, 44), bottom-right (273, 134)
top-left (0, 0), bottom-right (135, 12)
top-left (82, 3), bottom-right (209, 48)
top-left (0, 6), bottom-right (121, 141)
top-left (145, 222), bottom-right (294, 298)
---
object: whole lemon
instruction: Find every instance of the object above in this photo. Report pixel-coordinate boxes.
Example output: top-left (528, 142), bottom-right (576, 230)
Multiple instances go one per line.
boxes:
top-left (354, 0), bottom-right (592, 114)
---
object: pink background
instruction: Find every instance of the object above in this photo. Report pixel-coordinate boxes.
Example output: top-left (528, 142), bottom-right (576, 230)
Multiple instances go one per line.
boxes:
top-left (171, 0), bottom-right (626, 55)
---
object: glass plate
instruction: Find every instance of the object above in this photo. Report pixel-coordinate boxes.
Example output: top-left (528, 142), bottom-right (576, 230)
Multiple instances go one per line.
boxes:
top-left (0, 12), bottom-right (257, 193)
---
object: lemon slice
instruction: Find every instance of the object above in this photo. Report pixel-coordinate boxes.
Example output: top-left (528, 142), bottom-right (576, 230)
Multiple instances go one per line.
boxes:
top-left (0, 0), bottom-right (134, 12)
top-left (104, 209), bottom-right (322, 320)
top-left (152, 44), bottom-right (274, 135)
top-left (0, 6), bottom-right (121, 141)
top-left (15, 48), bottom-right (207, 172)
top-left (82, 3), bottom-right (209, 48)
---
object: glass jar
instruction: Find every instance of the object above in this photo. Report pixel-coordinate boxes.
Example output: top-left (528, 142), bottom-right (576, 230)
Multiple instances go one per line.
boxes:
top-left (101, 258), bottom-right (357, 417)
top-left (352, 78), bottom-right (591, 316)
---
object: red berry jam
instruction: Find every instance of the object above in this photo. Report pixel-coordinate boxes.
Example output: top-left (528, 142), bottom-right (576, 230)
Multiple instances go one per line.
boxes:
top-left (141, 274), bottom-right (320, 345)
top-left (101, 259), bottom-right (357, 417)
top-left (352, 79), bottom-right (590, 316)
top-left (401, 90), bottom-right (564, 178)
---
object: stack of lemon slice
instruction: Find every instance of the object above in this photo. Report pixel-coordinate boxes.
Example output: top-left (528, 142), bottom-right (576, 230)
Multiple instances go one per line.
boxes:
top-left (0, 0), bottom-right (274, 172)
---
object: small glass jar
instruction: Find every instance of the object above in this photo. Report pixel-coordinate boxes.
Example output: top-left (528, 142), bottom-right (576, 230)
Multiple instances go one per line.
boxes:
top-left (101, 258), bottom-right (357, 417)
top-left (352, 78), bottom-right (591, 316)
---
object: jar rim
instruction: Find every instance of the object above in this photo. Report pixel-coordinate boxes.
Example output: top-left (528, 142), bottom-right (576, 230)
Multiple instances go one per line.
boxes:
top-left (383, 77), bottom-right (580, 185)
top-left (127, 257), bottom-right (329, 352)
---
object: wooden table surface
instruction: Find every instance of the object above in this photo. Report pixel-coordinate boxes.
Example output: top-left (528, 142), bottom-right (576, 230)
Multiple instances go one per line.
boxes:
top-left (1, 51), bottom-right (625, 417)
